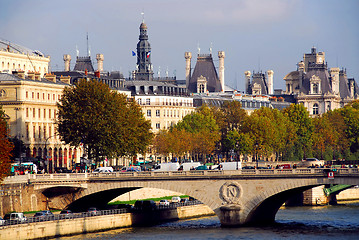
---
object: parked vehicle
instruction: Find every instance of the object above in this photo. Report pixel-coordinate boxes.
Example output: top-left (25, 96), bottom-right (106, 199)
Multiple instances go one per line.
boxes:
top-left (4, 212), bottom-right (27, 224)
top-left (299, 158), bottom-right (325, 168)
top-left (180, 198), bottom-right (189, 204)
top-left (87, 207), bottom-right (100, 216)
top-left (195, 165), bottom-right (208, 170)
top-left (121, 166), bottom-right (141, 172)
top-left (171, 196), bottom-right (181, 203)
top-left (154, 162), bottom-right (180, 171)
top-left (159, 199), bottom-right (170, 206)
top-left (34, 210), bottom-right (54, 221)
top-left (179, 162), bottom-right (201, 171)
top-left (0, 217), bottom-right (5, 225)
top-left (93, 167), bottom-right (114, 173)
top-left (60, 210), bottom-right (73, 217)
top-left (242, 166), bottom-right (255, 169)
top-left (142, 200), bottom-right (157, 211)
top-left (219, 162), bottom-right (242, 170)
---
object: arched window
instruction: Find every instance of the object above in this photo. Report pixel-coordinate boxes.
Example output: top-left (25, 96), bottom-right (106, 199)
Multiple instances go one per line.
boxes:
top-left (313, 103), bottom-right (319, 115)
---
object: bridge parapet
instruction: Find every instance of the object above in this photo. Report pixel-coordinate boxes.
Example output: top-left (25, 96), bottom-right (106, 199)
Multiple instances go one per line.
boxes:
top-left (3, 168), bottom-right (359, 184)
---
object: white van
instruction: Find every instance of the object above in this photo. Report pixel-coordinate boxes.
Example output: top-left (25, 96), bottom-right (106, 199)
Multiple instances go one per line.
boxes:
top-left (171, 196), bottom-right (181, 203)
top-left (180, 162), bottom-right (201, 171)
top-left (219, 162), bottom-right (242, 170)
top-left (93, 167), bottom-right (114, 173)
top-left (154, 162), bottom-right (180, 171)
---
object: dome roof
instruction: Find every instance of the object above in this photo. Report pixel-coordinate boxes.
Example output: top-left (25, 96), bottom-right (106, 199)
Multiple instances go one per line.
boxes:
top-left (140, 22), bottom-right (147, 29)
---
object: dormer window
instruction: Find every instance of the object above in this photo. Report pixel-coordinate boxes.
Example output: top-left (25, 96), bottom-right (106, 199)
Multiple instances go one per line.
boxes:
top-left (197, 75), bottom-right (207, 93)
top-left (310, 75), bottom-right (321, 94)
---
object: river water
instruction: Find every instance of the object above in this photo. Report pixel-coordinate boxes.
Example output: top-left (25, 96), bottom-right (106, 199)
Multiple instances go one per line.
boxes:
top-left (58, 201), bottom-right (359, 240)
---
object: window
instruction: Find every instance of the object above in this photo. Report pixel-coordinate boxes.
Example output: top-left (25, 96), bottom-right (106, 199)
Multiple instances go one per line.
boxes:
top-left (37, 92), bottom-right (39, 99)
top-left (156, 110), bottom-right (160, 117)
top-left (147, 110), bottom-right (151, 117)
top-left (156, 123), bottom-right (160, 129)
top-left (38, 109), bottom-right (41, 118)
top-left (146, 98), bottom-right (150, 105)
top-left (33, 108), bottom-right (35, 118)
top-left (49, 109), bottom-right (51, 119)
top-left (26, 108), bottom-right (29, 118)
top-left (33, 126), bottom-right (36, 139)
top-left (44, 109), bottom-right (46, 119)
top-left (53, 94), bottom-right (55, 100)
top-left (26, 91), bottom-right (28, 98)
top-left (44, 126), bottom-right (46, 139)
top-left (137, 98), bottom-right (142, 105)
top-left (32, 92), bottom-right (34, 99)
top-left (313, 84), bottom-right (319, 94)
top-left (313, 103), bottom-right (319, 115)
top-left (48, 94), bottom-right (50, 100)
top-left (26, 124), bottom-right (29, 139)
top-left (39, 126), bottom-right (41, 139)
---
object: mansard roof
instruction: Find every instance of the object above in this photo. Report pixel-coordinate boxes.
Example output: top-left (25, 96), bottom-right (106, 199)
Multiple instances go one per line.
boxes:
top-left (73, 56), bottom-right (94, 72)
top-left (301, 69), bottom-right (332, 94)
top-left (0, 73), bottom-right (68, 85)
top-left (0, 39), bottom-right (46, 57)
top-left (189, 54), bottom-right (221, 93)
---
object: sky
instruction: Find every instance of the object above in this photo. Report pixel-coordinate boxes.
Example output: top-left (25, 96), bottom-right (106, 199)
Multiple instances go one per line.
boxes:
top-left (1, 0), bottom-right (358, 91)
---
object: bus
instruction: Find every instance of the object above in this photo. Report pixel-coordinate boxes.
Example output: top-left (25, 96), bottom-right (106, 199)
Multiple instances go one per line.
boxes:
top-left (11, 162), bottom-right (37, 175)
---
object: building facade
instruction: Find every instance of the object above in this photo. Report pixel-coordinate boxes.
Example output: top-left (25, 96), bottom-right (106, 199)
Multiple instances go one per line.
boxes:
top-left (283, 47), bottom-right (358, 115)
top-left (0, 72), bottom-right (82, 172)
top-left (244, 70), bottom-right (274, 95)
top-left (0, 40), bottom-right (50, 77)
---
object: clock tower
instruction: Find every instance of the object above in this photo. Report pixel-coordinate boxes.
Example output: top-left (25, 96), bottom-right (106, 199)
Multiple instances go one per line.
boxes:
top-left (134, 20), bottom-right (154, 81)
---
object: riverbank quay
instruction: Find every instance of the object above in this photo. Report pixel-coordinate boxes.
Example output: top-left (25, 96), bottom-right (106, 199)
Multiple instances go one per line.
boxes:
top-left (0, 203), bottom-right (214, 240)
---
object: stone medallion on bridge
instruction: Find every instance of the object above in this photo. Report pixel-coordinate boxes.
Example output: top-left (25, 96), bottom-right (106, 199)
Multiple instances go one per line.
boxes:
top-left (219, 181), bottom-right (242, 204)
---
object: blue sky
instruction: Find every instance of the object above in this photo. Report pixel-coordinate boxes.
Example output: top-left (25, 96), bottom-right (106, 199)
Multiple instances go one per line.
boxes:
top-left (1, 0), bottom-right (358, 91)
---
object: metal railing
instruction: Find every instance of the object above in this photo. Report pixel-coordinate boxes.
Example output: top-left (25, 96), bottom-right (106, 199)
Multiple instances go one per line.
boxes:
top-left (0, 200), bottom-right (202, 227)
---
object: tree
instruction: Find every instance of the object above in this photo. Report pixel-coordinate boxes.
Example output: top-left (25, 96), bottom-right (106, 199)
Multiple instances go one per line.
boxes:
top-left (174, 105), bottom-right (220, 160)
top-left (0, 105), bottom-right (13, 181)
top-left (282, 104), bottom-right (314, 160)
top-left (57, 79), bottom-right (153, 163)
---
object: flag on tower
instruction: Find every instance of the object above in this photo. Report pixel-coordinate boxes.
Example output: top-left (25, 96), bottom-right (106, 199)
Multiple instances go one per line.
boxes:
top-left (146, 51), bottom-right (151, 58)
top-left (132, 51), bottom-right (136, 56)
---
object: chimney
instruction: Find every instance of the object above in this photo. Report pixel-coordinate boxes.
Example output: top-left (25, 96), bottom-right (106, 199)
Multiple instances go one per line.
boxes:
top-left (45, 73), bottom-right (57, 83)
top-left (27, 71), bottom-right (35, 80)
top-left (63, 54), bottom-right (71, 71)
top-left (17, 70), bottom-right (25, 79)
top-left (218, 51), bottom-right (225, 92)
top-left (35, 72), bottom-right (41, 81)
top-left (267, 70), bottom-right (274, 95)
top-left (96, 54), bottom-right (104, 72)
top-left (185, 52), bottom-right (192, 89)
top-left (60, 75), bottom-right (71, 84)
top-left (245, 71), bottom-right (251, 94)
top-left (330, 67), bottom-right (340, 94)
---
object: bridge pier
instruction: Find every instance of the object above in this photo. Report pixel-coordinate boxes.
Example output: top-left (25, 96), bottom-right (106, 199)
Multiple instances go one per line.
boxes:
top-left (218, 204), bottom-right (242, 227)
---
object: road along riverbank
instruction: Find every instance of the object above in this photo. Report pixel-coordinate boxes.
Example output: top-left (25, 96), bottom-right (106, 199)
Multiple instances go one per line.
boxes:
top-left (0, 204), bottom-right (214, 240)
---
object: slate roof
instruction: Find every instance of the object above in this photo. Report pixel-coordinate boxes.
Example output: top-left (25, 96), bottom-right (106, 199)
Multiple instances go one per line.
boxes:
top-left (0, 73), bottom-right (68, 85)
top-left (301, 68), bottom-right (332, 94)
top-left (189, 54), bottom-right (221, 93)
top-left (73, 56), bottom-right (94, 72)
top-left (0, 39), bottom-right (45, 57)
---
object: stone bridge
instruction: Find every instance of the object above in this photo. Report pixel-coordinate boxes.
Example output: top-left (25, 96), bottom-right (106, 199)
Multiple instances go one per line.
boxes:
top-left (1, 168), bottom-right (359, 226)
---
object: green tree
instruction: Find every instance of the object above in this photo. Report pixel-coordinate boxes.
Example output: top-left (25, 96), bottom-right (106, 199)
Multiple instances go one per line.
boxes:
top-left (57, 79), bottom-right (153, 164)
top-left (0, 105), bottom-right (13, 181)
top-left (282, 104), bottom-right (314, 160)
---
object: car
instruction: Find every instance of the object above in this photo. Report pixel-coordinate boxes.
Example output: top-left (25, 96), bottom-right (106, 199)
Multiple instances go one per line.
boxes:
top-left (0, 217), bottom-right (5, 225)
top-left (242, 166), bottom-right (255, 169)
top-left (180, 198), bottom-right (189, 204)
top-left (171, 196), bottom-right (181, 203)
top-left (299, 158), bottom-right (325, 168)
top-left (4, 212), bottom-right (27, 224)
top-left (159, 199), bottom-right (170, 206)
top-left (34, 210), bottom-right (54, 221)
top-left (87, 207), bottom-right (100, 216)
top-left (60, 210), bottom-right (74, 218)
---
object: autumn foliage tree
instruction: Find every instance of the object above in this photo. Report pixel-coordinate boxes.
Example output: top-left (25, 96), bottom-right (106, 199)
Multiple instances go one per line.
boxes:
top-left (0, 105), bottom-right (13, 181)
top-left (57, 79), bottom-right (153, 164)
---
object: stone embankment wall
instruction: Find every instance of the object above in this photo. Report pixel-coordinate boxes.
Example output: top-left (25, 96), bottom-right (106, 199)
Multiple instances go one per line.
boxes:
top-left (337, 187), bottom-right (359, 201)
top-left (0, 204), bottom-right (214, 240)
